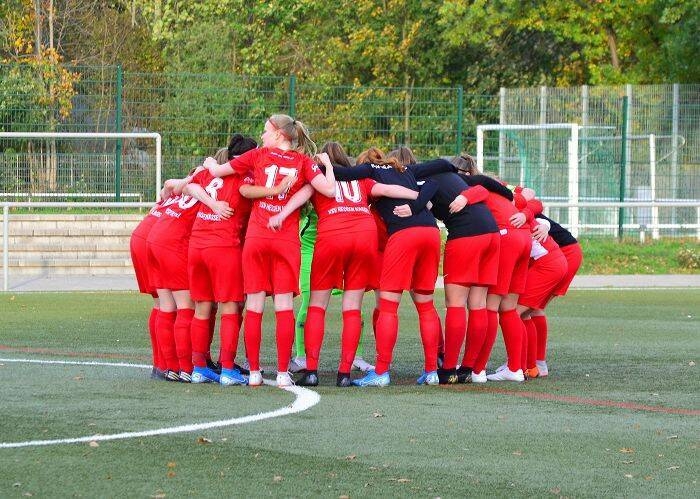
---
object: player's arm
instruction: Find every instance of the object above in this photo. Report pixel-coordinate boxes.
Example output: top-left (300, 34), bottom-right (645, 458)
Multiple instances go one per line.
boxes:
top-left (240, 174), bottom-right (296, 199)
top-left (203, 151), bottom-right (254, 178)
top-left (448, 185), bottom-right (489, 214)
top-left (309, 153), bottom-right (336, 197)
top-left (182, 182), bottom-right (233, 219)
top-left (392, 179), bottom-right (439, 217)
top-left (370, 183), bottom-right (419, 200)
top-left (332, 163), bottom-right (373, 181)
top-left (532, 217), bottom-right (550, 242)
top-left (268, 185), bottom-right (314, 231)
top-left (408, 158), bottom-right (456, 180)
top-left (467, 174), bottom-right (514, 201)
top-left (161, 166), bottom-right (206, 198)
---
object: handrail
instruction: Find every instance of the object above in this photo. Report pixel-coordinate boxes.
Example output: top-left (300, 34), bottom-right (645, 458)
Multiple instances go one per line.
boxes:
top-left (1, 200), bottom-right (699, 292)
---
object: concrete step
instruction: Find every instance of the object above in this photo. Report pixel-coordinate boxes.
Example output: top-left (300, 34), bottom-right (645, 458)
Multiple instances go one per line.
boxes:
top-left (8, 227), bottom-right (135, 237)
top-left (7, 258), bottom-right (134, 276)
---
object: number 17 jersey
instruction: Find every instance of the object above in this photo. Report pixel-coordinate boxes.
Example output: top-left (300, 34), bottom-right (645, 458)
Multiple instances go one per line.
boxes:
top-left (227, 147), bottom-right (322, 242)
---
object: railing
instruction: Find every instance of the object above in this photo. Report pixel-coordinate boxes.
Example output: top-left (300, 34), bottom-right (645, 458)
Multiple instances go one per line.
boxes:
top-left (2, 200), bottom-right (699, 292)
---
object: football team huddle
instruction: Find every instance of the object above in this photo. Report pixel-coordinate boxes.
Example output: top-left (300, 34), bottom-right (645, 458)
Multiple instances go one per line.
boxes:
top-left (129, 113), bottom-right (583, 389)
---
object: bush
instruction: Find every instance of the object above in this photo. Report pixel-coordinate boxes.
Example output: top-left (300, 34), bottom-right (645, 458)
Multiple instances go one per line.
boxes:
top-left (677, 247), bottom-right (700, 270)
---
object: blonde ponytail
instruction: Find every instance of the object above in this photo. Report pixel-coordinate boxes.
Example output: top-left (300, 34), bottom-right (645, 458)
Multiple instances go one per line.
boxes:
top-left (269, 114), bottom-right (317, 155)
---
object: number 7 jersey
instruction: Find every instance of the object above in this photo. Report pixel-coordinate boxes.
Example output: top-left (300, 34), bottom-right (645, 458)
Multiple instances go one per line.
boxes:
top-left (227, 147), bottom-right (322, 242)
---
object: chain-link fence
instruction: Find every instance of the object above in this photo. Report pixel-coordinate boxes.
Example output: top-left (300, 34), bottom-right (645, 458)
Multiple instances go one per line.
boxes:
top-left (0, 64), bottom-right (698, 236)
top-left (493, 85), bottom-right (700, 237)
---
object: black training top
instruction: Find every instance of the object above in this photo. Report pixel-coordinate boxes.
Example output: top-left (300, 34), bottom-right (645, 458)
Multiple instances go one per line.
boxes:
top-left (333, 159), bottom-right (454, 235)
top-left (427, 172), bottom-right (498, 240)
top-left (535, 214), bottom-right (578, 247)
top-left (461, 174), bottom-right (515, 201)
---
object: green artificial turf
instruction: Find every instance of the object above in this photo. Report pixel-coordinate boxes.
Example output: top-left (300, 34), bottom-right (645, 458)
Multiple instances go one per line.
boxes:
top-left (0, 290), bottom-right (697, 497)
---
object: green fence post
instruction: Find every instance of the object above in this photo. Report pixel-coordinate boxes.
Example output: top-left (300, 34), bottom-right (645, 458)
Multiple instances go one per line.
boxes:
top-left (618, 95), bottom-right (628, 240)
top-left (289, 74), bottom-right (297, 117)
top-left (115, 65), bottom-right (123, 201)
top-left (455, 86), bottom-right (463, 155)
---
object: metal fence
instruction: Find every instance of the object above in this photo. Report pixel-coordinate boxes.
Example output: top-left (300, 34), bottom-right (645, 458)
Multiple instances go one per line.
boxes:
top-left (0, 63), bottom-right (698, 236)
top-left (496, 85), bottom-right (700, 237)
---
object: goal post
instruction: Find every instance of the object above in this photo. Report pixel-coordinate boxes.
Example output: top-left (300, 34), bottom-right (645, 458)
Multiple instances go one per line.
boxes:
top-left (0, 132), bottom-right (162, 202)
top-left (477, 123), bottom-right (580, 237)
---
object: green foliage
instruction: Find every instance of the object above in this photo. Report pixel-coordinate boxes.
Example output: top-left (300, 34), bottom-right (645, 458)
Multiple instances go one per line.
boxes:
top-left (677, 247), bottom-right (700, 270)
top-left (579, 238), bottom-right (700, 274)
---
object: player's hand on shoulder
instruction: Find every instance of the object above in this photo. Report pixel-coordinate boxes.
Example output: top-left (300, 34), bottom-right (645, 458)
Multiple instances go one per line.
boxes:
top-left (268, 214), bottom-right (285, 231)
top-left (510, 212), bottom-right (526, 228)
top-left (449, 194), bottom-right (467, 213)
top-left (532, 222), bottom-right (549, 242)
top-left (211, 200), bottom-right (233, 219)
top-left (393, 204), bottom-right (413, 218)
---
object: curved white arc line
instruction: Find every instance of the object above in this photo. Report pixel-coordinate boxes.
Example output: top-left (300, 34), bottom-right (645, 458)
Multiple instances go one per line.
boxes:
top-left (0, 358), bottom-right (152, 369)
top-left (0, 358), bottom-right (320, 449)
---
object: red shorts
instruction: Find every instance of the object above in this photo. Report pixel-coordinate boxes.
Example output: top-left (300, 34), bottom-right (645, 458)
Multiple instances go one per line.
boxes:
top-left (380, 226), bottom-right (441, 293)
top-left (443, 232), bottom-right (500, 287)
top-left (242, 237), bottom-right (300, 295)
top-left (518, 250), bottom-right (568, 310)
top-left (188, 246), bottom-right (244, 303)
top-left (489, 228), bottom-right (532, 296)
top-left (311, 232), bottom-right (379, 291)
top-left (553, 243), bottom-right (583, 296)
top-left (147, 242), bottom-right (189, 291)
top-left (130, 234), bottom-right (157, 297)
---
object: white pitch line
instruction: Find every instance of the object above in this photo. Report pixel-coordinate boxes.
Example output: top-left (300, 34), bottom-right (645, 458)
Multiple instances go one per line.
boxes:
top-left (0, 358), bottom-right (320, 449)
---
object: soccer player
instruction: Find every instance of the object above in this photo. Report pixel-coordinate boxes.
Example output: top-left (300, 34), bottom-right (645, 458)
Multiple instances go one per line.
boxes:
top-left (332, 148), bottom-right (451, 386)
top-left (204, 114), bottom-right (336, 388)
top-left (449, 156), bottom-right (532, 383)
top-left (146, 165), bottom-right (230, 382)
top-left (184, 134), bottom-right (281, 385)
top-left (130, 198), bottom-right (170, 378)
top-left (513, 188), bottom-right (582, 377)
top-left (268, 145), bottom-right (422, 386)
top-left (408, 165), bottom-right (501, 385)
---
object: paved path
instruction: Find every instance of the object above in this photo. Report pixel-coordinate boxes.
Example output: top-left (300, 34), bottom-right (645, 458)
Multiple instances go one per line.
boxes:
top-left (5, 273), bottom-right (700, 292)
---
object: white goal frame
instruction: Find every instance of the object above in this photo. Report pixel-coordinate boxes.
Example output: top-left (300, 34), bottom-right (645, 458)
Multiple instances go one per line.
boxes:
top-left (476, 123), bottom-right (580, 236)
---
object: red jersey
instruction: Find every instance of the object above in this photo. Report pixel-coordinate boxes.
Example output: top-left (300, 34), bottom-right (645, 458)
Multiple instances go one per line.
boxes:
top-left (227, 147), bottom-right (322, 242)
top-left (312, 178), bottom-right (377, 237)
top-left (131, 199), bottom-right (174, 239)
top-left (189, 170), bottom-right (254, 249)
top-left (483, 191), bottom-right (532, 231)
top-left (147, 170), bottom-right (208, 252)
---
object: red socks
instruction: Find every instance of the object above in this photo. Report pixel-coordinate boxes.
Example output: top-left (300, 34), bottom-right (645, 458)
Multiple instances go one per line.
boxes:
top-left (219, 313), bottom-right (241, 370)
top-left (174, 308), bottom-right (195, 373)
top-left (275, 310), bottom-right (295, 372)
top-left (443, 306), bottom-right (466, 370)
top-left (243, 310), bottom-right (263, 371)
top-left (156, 310), bottom-right (178, 372)
top-left (372, 307), bottom-right (380, 339)
top-left (148, 307), bottom-right (161, 368)
top-left (499, 309), bottom-right (524, 372)
top-left (339, 310), bottom-right (362, 373)
top-left (415, 300), bottom-right (440, 372)
top-left (190, 317), bottom-right (211, 368)
top-left (523, 318), bottom-right (537, 370)
top-left (304, 306), bottom-right (326, 371)
top-left (532, 315), bottom-right (548, 361)
top-left (473, 309), bottom-right (499, 373)
top-left (374, 298), bottom-right (399, 375)
top-left (461, 308), bottom-right (487, 369)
